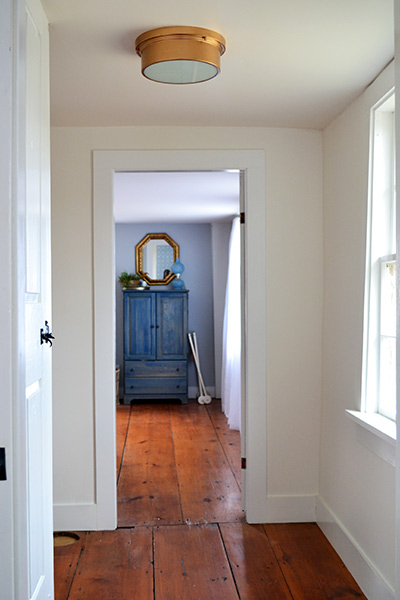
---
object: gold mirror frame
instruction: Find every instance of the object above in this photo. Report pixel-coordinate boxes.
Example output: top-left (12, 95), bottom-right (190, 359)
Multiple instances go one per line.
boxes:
top-left (136, 233), bottom-right (179, 285)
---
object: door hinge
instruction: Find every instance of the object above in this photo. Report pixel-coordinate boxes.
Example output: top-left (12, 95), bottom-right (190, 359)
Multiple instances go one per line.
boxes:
top-left (240, 212), bottom-right (245, 224)
top-left (0, 448), bottom-right (6, 481)
top-left (241, 457), bottom-right (246, 470)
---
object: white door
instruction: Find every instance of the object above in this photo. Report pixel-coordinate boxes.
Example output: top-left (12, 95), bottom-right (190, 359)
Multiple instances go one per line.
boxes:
top-left (0, 0), bottom-right (52, 596)
top-left (24, 1), bottom-right (53, 597)
top-left (21, 0), bottom-right (53, 598)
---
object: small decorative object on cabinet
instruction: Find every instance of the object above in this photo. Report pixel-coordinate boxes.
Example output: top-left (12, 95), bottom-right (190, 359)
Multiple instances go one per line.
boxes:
top-left (123, 289), bottom-right (189, 404)
top-left (171, 257), bottom-right (185, 290)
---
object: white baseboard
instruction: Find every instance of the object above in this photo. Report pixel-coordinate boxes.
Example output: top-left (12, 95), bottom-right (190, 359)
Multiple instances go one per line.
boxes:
top-left (188, 386), bottom-right (216, 399)
top-left (316, 496), bottom-right (395, 600)
top-left (265, 494), bottom-right (317, 523)
top-left (53, 503), bottom-right (114, 532)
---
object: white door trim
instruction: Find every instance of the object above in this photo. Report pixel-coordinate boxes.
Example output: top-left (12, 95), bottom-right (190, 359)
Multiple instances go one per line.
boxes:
top-left (0, 0), bottom-right (19, 595)
top-left (93, 149), bottom-right (267, 526)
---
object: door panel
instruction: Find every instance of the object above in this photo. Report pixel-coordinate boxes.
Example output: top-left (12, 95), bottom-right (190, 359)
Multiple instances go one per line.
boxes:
top-left (124, 293), bottom-right (156, 359)
top-left (157, 294), bottom-right (188, 360)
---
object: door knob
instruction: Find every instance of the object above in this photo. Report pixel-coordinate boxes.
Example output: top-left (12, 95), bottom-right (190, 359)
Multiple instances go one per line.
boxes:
top-left (40, 321), bottom-right (55, 347)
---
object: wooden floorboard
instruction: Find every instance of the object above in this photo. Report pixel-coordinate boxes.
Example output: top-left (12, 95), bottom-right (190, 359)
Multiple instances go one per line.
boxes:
top-left (206, 400), bottom-right (241, 487)
top-left (116, 404), bottom-right (130, 479)
top-left (118, 404), bottom-right (183, 526)
top-left (67, 529), bottom-right (153, 600)
top-left (154, 523), bottom-right (239, 600)
top-left (170, 402), bottom-right (243, 524)
top-left (54, 401), bottom-right (368, 600)
top-left (53, 533), bottom-right (85, 600)
top-left (264, 523), bottom-right (366, 599)
top-left (220, 522), bottom-right (293, 599)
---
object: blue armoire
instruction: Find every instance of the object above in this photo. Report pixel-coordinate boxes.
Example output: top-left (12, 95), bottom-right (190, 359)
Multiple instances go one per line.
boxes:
top-left (123, 289), bottom-right (189, 404)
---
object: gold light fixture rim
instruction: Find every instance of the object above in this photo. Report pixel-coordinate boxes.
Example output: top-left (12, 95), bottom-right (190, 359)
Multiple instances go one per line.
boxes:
top-left (135, 26), bottom-right (226, 58)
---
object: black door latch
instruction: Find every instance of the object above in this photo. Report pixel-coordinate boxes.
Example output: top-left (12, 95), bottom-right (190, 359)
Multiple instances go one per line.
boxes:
top-left (40, 321), bottom-right (55, 347)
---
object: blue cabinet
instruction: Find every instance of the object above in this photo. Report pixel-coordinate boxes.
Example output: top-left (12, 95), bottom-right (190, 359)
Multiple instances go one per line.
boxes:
top-left (123, 290), bottom-right (188, 403)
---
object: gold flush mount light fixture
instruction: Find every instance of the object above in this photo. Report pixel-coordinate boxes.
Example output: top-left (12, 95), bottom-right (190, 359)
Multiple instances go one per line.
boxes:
top-left (135, 26), bottom-right (226, 84)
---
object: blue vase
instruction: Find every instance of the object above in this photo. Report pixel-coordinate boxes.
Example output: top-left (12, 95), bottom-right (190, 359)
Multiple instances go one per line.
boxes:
top-left (171, 258), bottom-right (185, 289)
top-left (171, 258), bottom-right (185, 275)
top-left (172, 278), bottom-right (185, 289)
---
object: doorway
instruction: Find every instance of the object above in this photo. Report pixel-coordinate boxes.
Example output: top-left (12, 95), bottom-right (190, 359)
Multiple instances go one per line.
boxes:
top-left (93, 149), bottom-right (267, 528)
top-left (113, 170), bottom-right (241, 523)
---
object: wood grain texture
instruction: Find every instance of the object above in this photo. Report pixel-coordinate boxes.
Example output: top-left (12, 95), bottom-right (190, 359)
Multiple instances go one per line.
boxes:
top-left (206, 400), bottom-right (241, 487)
top-left (67, 529), bottom-right (153, 600)
top-left (220, 523), bottom-right (293, 599)
top-left (116, 404), bottom-right (130, 479)
top-left (118, 404), bottom-right (183, 526)
top-left (154, 524), bottom-right (238, 600)
top-left (264, 523), bottom-right (367, 599)
top-left (55, 403), bottom-right (370, 600)
top-left (170, 403), bottom-right (243, 524)
top-left (53, 533), bottom-right (85, 600)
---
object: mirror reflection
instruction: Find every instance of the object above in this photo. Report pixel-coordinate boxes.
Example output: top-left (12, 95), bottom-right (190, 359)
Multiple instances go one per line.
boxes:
top-left (136, 233), bottom-right (179, 285)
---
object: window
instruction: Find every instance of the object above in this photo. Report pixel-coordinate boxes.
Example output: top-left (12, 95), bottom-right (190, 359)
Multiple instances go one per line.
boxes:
top-left (362, 90), bottom-right (396, 421)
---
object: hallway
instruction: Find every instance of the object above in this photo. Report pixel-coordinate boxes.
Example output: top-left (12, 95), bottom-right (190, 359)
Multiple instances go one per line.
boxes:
top-left (54, 400), bottom-right (366, 599)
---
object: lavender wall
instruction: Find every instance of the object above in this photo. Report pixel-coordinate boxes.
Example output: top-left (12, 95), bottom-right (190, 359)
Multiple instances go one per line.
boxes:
top-left (115, 223), bottom-right (218, 396)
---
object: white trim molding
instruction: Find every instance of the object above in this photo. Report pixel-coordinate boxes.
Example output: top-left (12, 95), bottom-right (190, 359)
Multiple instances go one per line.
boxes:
top-left (346, 410), bottom-right (396, 467)
top-left (93, 149), bottom-right (267, 527)
top-left (266, 495), bottom-right (317, 523)
top-left (317, 496), bottom-right (395, 600)
top-left (53, 503), bottom-right (99, 532)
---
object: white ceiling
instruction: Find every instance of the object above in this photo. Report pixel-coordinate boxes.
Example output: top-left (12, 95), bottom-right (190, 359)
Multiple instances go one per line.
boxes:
top-left (113, 171), bottom-right (240, 223)
top-left (42, 0), bottom-right (394, 130)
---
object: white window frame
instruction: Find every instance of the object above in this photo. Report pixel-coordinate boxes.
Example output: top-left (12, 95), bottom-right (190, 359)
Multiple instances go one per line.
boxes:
top-left (348, 90), bottom-right (397, 466)
top-left (362, 89), bottom-right (396, 421)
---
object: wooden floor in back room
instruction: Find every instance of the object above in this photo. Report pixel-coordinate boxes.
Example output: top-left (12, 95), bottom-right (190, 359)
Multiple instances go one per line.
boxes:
top-left (54, 399), bottom-right (367, 599)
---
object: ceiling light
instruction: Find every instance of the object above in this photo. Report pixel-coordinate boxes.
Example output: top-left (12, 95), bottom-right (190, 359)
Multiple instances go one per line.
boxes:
top-left (135, 26), bottom-right (226, 85)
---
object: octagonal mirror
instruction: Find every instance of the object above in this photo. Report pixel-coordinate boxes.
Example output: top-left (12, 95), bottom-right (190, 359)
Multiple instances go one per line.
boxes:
top-left (135, 233), bottom-right (179, 285)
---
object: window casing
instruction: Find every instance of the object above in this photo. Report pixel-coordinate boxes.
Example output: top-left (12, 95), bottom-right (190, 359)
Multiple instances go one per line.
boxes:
top-left (362, 91), bottom-right (396, 421)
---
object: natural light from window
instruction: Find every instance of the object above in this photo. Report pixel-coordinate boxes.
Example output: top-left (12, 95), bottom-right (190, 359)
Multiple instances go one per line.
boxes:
top-left (362, 90), bottom-right (396, 422)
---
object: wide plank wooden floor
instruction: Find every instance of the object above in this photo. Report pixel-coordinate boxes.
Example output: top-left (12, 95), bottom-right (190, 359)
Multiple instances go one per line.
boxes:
top-left (54, 400), bottom-right (367, 599)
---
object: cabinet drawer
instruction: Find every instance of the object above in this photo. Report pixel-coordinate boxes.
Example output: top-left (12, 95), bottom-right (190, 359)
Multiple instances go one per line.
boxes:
top-left (125, 360), bottom-right (186, 378)
top-left (125, 377), bottom-right (187, 395)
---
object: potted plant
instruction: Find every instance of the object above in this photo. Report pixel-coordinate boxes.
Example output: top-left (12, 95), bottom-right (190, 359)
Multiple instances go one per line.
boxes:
top-left (118, 271), bottom-right (141, 289)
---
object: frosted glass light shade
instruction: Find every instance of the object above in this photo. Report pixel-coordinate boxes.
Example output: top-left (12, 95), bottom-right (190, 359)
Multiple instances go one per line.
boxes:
top-left (144, 60), bottom-right (219, 84)
top-left (136, 26), bottom-right (226, 85)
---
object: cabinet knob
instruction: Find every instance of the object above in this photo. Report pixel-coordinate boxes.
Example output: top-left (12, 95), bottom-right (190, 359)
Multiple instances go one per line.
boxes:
top-left (150, 325), bottom-right (155, 329)
top-left (176, 385), bottom-right (180, 389)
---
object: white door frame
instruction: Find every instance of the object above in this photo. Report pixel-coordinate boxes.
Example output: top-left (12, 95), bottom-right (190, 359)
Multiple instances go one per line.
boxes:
top-left (0, 1), bottom-right (19, 595)
top-left (93, 149), bottom-right (267, 527)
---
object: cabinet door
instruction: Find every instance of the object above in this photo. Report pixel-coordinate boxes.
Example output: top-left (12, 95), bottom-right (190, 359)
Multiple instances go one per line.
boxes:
top-left (124, 293), bottom-right (156, 359)
top-left (157, 293), bottom-right (188, 360)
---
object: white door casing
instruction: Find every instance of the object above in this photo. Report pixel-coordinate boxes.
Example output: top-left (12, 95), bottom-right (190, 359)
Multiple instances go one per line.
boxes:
top-left (93, 150), bottom-right (267, 527)
top-left (0, 1), bottom-right (17, 596)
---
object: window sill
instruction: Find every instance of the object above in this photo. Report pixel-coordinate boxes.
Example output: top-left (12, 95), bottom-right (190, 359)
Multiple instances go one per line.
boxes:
top-left (345, 410), bottom-right (396, 467)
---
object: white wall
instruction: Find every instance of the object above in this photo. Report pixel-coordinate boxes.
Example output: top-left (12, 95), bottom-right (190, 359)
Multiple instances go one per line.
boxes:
top-left (318, 63), bottom-right (396, 598)
top-left (51, 126), bottom-right (323, 524)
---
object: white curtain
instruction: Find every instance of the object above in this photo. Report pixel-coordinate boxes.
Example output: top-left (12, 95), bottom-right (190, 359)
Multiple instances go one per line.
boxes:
top-left (221, 216), bottom-right (241, 431)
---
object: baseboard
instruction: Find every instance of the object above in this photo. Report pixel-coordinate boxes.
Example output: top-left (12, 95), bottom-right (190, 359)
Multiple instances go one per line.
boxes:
top-left (188, 386), bottom-right (216, 399)
top-left (53, 503), bottom-right (105, 532)
top-left (265, 494), bottom-right (317, 523)
top-left (316, 496), bottom-right (395, 600)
